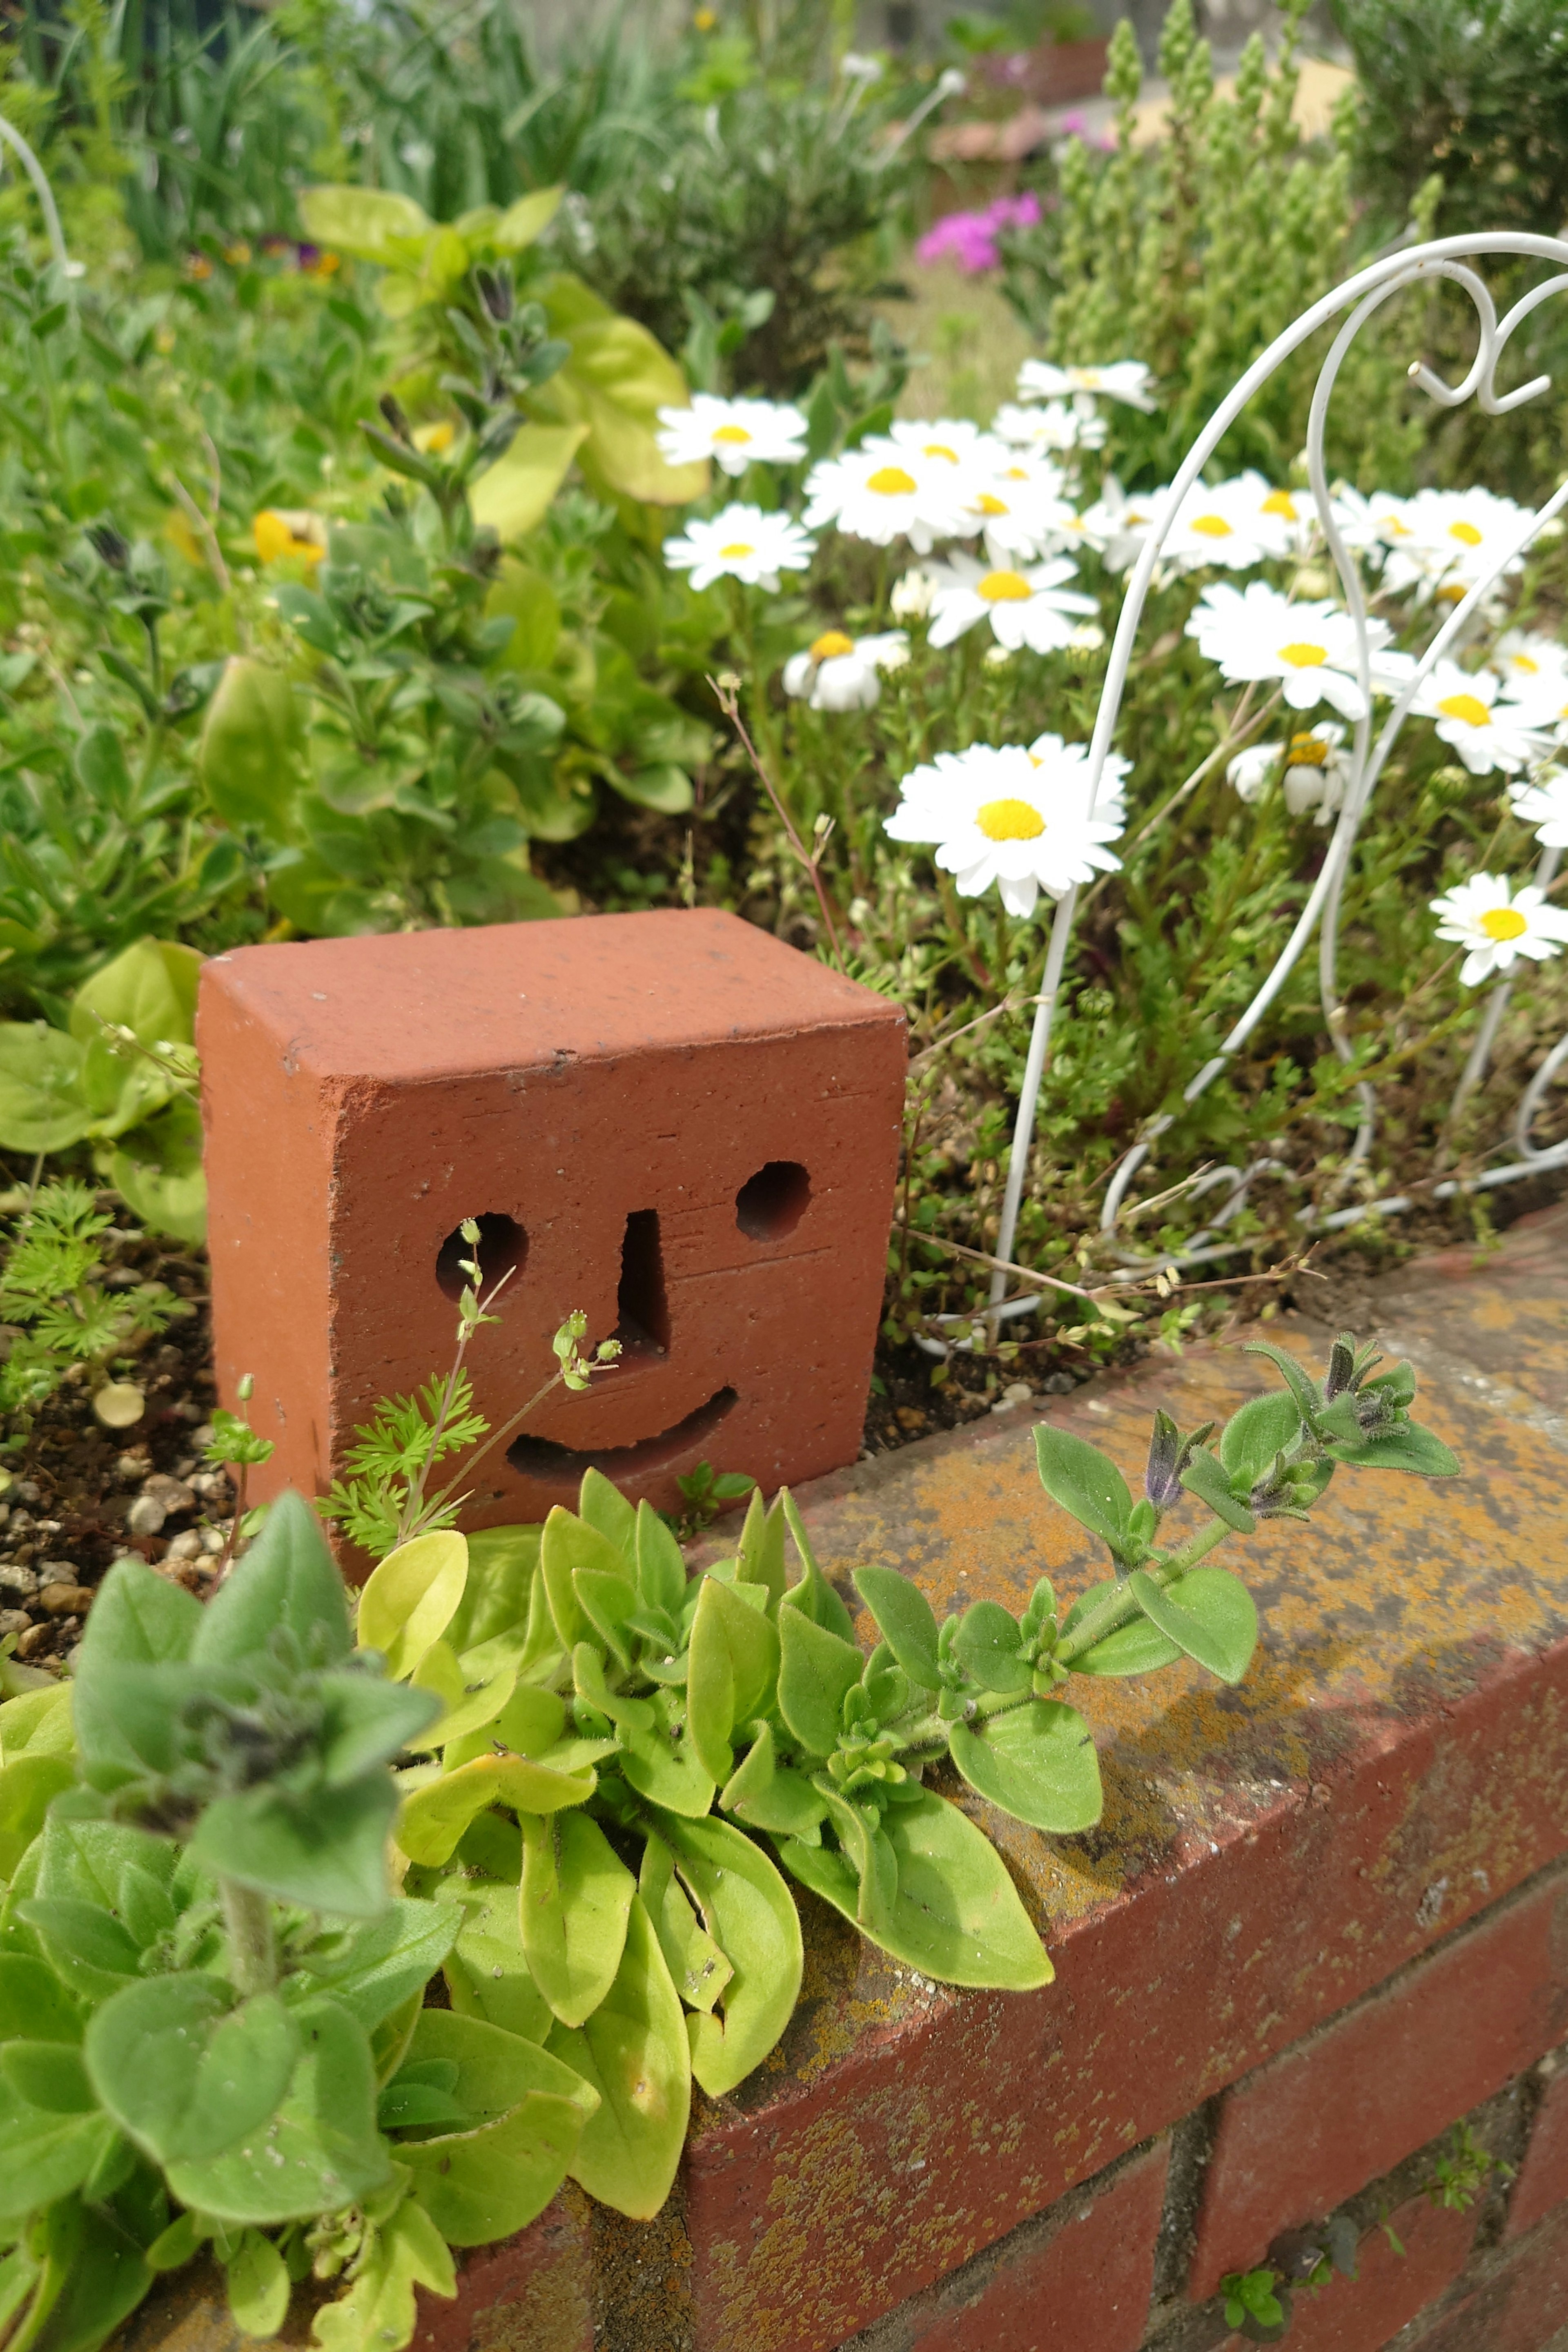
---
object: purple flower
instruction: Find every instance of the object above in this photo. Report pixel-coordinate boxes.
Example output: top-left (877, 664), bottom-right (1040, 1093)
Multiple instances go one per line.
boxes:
top-left (916, 190), bottom-right (1042, 275)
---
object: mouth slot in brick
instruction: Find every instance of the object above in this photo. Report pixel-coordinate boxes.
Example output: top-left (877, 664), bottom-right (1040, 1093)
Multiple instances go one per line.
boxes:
top-left (505, 1384), bottom-right (739, 1488)
top-left (433, 1212), bottom-right (528, 1303)
top-left (614, 1207), bottom-right (670, 1359)
top-left (735, 1158), bottom-right (812, 1241)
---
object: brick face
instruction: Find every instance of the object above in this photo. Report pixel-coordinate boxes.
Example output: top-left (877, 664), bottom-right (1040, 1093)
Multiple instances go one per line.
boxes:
top-left (1508, 2054), bottom-right (1568, 2241)
top-left (902, 2142), bottom-right (1168, 2352)
top-left (413, 2191), bottom-right (592, 2352)
top-left (1189, 1869), bottom-right (1568, 2296)
top-left (1406, 2199), bottom-right (1568, 2352)
top-left (1220, 2193), bottom-right (1478, 2352)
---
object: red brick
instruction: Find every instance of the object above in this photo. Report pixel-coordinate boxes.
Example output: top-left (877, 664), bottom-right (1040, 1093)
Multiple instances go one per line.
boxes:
top-left (1509, 2052), bottom-right (1568, 2239)
top-left (413, 2189), bottom-right (592, 2352)
top-left (1190, 1877), bottom-right (1568, 2296)
top-left (200, 910), bottom-right (906, 1533)
top-left (902, 2143), bottom-right (1168, 2352)
top-left (1406, 2198), bottom-right (1568, 2351)
top-left (1220, 2192), bottom-right (1478, 2352)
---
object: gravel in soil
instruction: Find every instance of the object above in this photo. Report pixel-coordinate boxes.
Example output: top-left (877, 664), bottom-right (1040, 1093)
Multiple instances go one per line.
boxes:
top-left (3, 1172), bottom-right (1561, 1667)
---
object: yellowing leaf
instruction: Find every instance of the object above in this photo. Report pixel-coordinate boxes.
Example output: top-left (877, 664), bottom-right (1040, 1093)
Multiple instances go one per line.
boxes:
top-left (546, 1895), bottom-right (690, 2218)
top-left (470, 424), bottom-right (590, 543)
top-left (395, 1753), bottom-right (595, 1866)
top-left (494, 188), bottom-right (565, 252)
top-left (357, 1531), bottom-right (468, 1680)
top-left (297, 186), bottom-right (432, 260)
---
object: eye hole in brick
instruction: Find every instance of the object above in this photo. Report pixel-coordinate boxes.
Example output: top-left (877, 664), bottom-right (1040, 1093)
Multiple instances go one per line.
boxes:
top-left (435, 1213), bottom-right (528, 1303)
top-left (735, 1160), bottom-right (811, 1241)
top-left (614, 1209), bottom-right (670, 1357)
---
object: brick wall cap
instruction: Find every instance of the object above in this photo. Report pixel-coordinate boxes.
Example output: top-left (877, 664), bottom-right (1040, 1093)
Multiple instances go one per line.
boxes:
top-left (198, 907), bottom-right (904, 1085)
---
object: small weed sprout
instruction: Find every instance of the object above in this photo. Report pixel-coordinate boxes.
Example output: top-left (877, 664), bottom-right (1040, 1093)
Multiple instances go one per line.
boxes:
top-left (0, 1179), bottom-right (184, 1441)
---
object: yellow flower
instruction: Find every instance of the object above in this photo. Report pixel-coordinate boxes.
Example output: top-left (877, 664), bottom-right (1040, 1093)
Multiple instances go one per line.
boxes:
top-left (223, 242), bottom-right (252, 266)
top-left (186, 253), bottom-right (213, 282)
top-left (154, 326), bottom-right (176, 354)
top-left (693, 5), bottom-right (717, 26)
top-left (253, 509), bottom-right (327, 566)
top-left (413, 420), bottom-right (457, 454)
top-left (303, 250), bottom-right (341, 278)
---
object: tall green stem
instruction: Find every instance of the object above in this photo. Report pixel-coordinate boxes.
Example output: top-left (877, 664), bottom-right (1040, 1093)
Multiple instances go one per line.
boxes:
top-left (219, 1878), bottom-right (277, 1998)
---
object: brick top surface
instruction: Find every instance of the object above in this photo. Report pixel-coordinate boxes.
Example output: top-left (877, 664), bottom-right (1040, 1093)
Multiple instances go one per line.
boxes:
top-left (198, 907), bottom-right (901, 1081)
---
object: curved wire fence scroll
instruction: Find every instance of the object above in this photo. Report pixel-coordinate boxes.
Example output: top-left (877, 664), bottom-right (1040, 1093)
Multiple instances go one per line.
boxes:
top-left (970, 231), bottom-right (1568, 1342)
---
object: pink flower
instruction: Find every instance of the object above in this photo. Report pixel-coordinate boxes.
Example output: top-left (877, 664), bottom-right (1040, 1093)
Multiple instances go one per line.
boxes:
top-left (916, 191), bottom-right (1042, 275)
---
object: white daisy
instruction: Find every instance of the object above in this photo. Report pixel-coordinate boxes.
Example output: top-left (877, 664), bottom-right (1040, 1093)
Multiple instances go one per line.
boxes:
top-left (1185, 581), bottom-right (1409, 719)
top-left (1508, 768), bottom-right (1568, 848)
top-left (1016, 358), bottom-right (1156, 413)
top-left (889, 567), bottom-right (935, 620)
top-left (1025, 731), bottom-right (1131, 826)
top-left (1227, 723), bottom-right (1353, 823)
top-left (662, 503), bottom-right (815, 592)
top-left (1389, 487), bottom-right (1533, 603)
top-left (1162, 471), bottom-right (1295, 571)
top-left (1492, 629), bottom-right (1568, 705)
top-left (886, 417), bottom-right (1005, 476)
top-left (926, 552), bottom-right (1096, 654)
top-left (1412, 661), bottom-right (1554, 776)
top-left (993, 399), bottom-right (1107, 456)
top-left (1075, 477), bottom-right (1164, 574)
top-left (1430, 872), bottom-right (1568, 987)
top-left (802, 436), bottom-right (974, 551)
top-left (655, 394), bottom-right (808, 478)
top-left (966, 453), bottom-right (1077, 562)
top-left (782, 628), bottom-right (908, 712)
top-left (884, 740), bottom-right (1123, 916)
top-left (1329, 487), bottom-right (1418, 567)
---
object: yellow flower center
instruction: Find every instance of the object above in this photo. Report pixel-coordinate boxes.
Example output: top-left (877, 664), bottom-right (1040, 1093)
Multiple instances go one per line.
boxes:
top-left (1261, 490), bottom-right (1299, 520)
top-left (1074, 370), bottom-right (1101, 387)
top-left (1191, 512), bottom-right (1233, 538)
top-left (974, 493), bottom-right (1009, 515)
top-left (713, 424), bottom-right (752, 444)
top-left (809, 630), bottom-right (855, 661)
top-left (923, 443), bottom-right (959, 463)
top-left (1437, 692), bottom-right (1492, 728)
top-left (1449, 521), bottom-right (1485, 546)
top-left (1286, 734), bottom-right (1330, 766)
top-left (719, 541), bottom-right (755, 559)
top-left (976, 797), bottom-right (1045, 841)
top-left (1480, 906), bottom-right (1528, 942)
top-left (978, 569), bottom-right (1032, 602)
top-left (1278, 640), bottom-right (1328, 669)
top-left (1003, 466), bottom-right (1028, 480)
top-left (1512, 653), bottom-right (1541, 673)
top-left (867, 466), bottom-right (917, 497)
top-left (1383, 513), bottom-right (1412, 536)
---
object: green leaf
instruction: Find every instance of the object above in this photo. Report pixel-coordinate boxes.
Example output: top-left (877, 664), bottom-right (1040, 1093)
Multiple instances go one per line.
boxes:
top-left (297, 184), bottom-right (432, 258)
top-left (546, 1894), bottom-right (690, 2218)
top-left (1220, 1391), bottom-right (1303, 1482)
top-left (1179, 1445), bottom-right (1256, 1533)
top-left (442, 1877), bottom-right (553, 2044)
top-left (616, 1688), bottom-right (714, 1818)
top-left (0, 1954), bottom-right (80, 2043)
top-left (494, 186), bottom-right (565, 251)
top-left (0, 1754), bottom-right (76, 1880)
top-left (779, 1492), bottom-right (855, 1640)
top-left (578, 1466), bottom-right (637, 1559)
top-left (574, 1566), bottom-right (639, 1671)
top-left (224, 2229), bottom-right (290, 2340)
top-left (310, 2185), bottom-right (456, 2352)
top-left (442, 1524), bottom-right (542, 1655)
top-left (1033, 1424), bottom-right (1134, 1554)
top-left (852, 1566), bottom-right (940, 1690)
top-left (719, 1724), bottom-right (829, 1841)
top-left (1128, 1566), bottom-right (1258, 1686)
top-left (106, 1095), bottom-right (206, 1245)
top-left (85, 1973), bottom-right (298, 2164)
top-left (198, 653), bottom-right (305, 835)
top-left (637, 1834), bottom-right (732, 2016)
top-left (192, 1489), bottom-right (351, 1666)
top-left (1325, 1422), bottom-right (1461, 1477)
top-left (535, 274), bottom-right (707, 507)
top-left (18, 1897), bottom-right (143, 1996)
top-left (776, 1608), bottom-right (864, 1759)
top-left (292, 1900), bottom-right (460, 2033)
top-left (6, 2186), bottom-right (152, 2352)
top-left (187, 1773), bottom-right (392, 1916)
top-left (1244, 1341), bottom-right (1325, 1432)
top-left (356, 1529), bottom-right (469, 1679)
top-left (396, 1751), bottom-right (595, 1866)
top-left (0, 2092), bottom-right (115, 2225)
top-left (780, 1786), bottom-right (1052, 1991)
top-left (736, 1490), bottom-right (787, 1613)
top-left (520, 1810), bottom-right (636, 2027)
top-left (165, 1996), bottom-right (390, 2225)
top-left (71, 937), bottom-right (200, 1144)
top-left (0, 1023), bottom-right (91, 1154)
top-left (542, 1506), bottom-right (631, 1648)
top-left (686, 1574), bottom-right (781, 1784)
top-left (1068, 1615), bottom-right (1183, 1676)
top-left (635, 1501), bottom-right (688, 1617)
top-left (949, 1701), bottom-right (1103, 1833)
top-left (953, 1599), bottom-right (1032, 1695)
top-left (0, 2040), bottom-right (94, 2112)
top-left (392, 2009), bottom-right (595, 2245)
top-left (470, 424), bottom-right (590, 543)
top-left (652, 1815), bottom-right (802, 2098)
top-left (406, 1638), bottom-right (515, 1749)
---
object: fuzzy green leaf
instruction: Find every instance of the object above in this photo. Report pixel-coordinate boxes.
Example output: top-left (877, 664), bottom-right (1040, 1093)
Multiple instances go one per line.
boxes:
top-left (85, 1973), bottom-right (298, 2164)
top-left (1325, 1422), bottom-right (1461, 1477)
top-left (1219, 1391), bottom-right (1303, 1481)
top-left (652, 1813), bottom-right (802, 2098)
top-left (1033, 1423), bottom-right (1134, 1553)
top-left (1129, 1566), bottom-right (1258, 1686)
top-left (224, 2228), bottom-right (291, 2341)
top-left (192, 1489), bottom-right (351, 1666)
top-left (546, 1894), bottom-right (690, 2219)
top-left (1178, 1446), bottom-right (1256, 1533)
top-left (949, 1700), bottom-right (1103, 1832)
top-left (391, 2009), bottom-right (596, 2245)
top-left (521, 1811), bottom-right (636, 2028)
top-left (953, 1599), bottom-right (1032, 1695)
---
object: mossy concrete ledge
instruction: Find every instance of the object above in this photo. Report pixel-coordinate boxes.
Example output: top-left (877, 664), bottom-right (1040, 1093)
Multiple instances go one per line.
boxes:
top-left (116, 1205), bottom-right (1568, 2352)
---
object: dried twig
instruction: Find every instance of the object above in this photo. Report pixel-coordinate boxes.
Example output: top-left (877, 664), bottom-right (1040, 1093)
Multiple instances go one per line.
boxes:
top-left (708, 673), bottom-right (846, 969)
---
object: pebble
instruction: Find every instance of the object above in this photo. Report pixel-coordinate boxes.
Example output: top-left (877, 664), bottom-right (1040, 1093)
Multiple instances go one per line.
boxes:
top-left (200, 1526), bottom-right (227, 1556)
top-left (991, 1381), bottom-right (1035, 1414)
top-left (38, 1583), bottom-right (93, 1617)
top-left (116, 1452), bottom-right (151, 1483)
top-left (125, 1494), bottom-right (169, 1537)
top-left (0, 1563), bottom-right (37, 1597)
top-left (190, 1470), bottom-right (231, 1502)
top-left (1041, 1372), bottom-right (1077, 1395)
top-left (164, 1530), bottom-right (205, 1562)
top-left (15, 1623), bottom-right (53, 1657)
top-left (0, 1608), bottom-right (28, 1639)
top-left (142, 1474), bottom-right (196, 1515)
top-left (11, 1481), bottom-right (40, 1506)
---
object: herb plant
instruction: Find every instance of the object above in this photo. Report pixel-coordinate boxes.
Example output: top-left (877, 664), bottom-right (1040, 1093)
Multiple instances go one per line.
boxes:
top-left (0, 1179), bottom-right (185, 1438)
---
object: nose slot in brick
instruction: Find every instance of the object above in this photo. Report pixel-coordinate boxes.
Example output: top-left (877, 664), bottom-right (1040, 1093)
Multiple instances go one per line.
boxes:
top-left (614, 1209), bottom-right (670, 1358)
top-left (506, 1385), bottom-right (738, 1488)
top-left (435, 1212), bottom-right (528, 1303)
top-left (735, 1160), bottom-right (811, 1241)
